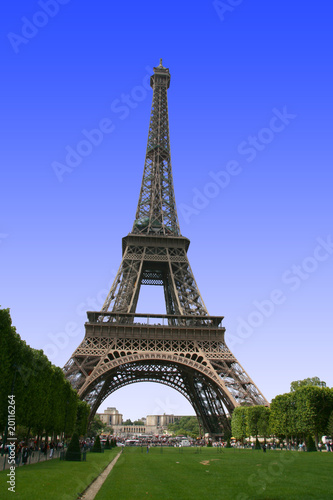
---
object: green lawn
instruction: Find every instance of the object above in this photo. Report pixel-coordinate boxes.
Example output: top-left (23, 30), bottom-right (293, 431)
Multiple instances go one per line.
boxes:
top-left (95, 447), bottom-right (332, 500)
top-left (0, 448), bottom-right (119, 500)
top-left (0, 447), bottom-right (331, 499)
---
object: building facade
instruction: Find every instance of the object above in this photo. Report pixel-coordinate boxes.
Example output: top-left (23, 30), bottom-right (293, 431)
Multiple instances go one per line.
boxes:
top-left (96, 407), bottom-right (190, 436)
top-left (98, 407), bottom-right (123, 426)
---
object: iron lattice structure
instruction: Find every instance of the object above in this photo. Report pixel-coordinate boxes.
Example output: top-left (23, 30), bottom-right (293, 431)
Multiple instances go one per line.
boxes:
top-left (64, 60), bottom-right (268, 436)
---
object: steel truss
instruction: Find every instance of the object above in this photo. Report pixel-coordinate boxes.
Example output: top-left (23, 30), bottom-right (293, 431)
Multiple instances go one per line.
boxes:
top-left (64, 60), bottom-right (268, 436)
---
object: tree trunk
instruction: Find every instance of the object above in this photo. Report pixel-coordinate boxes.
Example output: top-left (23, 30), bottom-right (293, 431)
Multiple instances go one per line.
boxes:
top-left (314, 433), bottom-right (318, 448)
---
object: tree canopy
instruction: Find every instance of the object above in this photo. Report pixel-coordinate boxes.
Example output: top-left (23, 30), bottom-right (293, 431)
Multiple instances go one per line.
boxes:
top-left (88, 415), bottom-right (105, 437)
top-left (231, 406), bottom-right (270, 441)
top-left (123, 419), bottom-right (133, 425)
top-left (231, 407), bottom-right (248, 441)
top-left (270, 385), bottom-right (333, 444)
top-left (0, 308), bottom-right (89, 440)
top-left (290, 377), bottom-right (326, 391)
top-left (327, 411), bottom-right (333, 437)
top-left (231, 380), bottom-right (333, 448)
top-left (167, 416), bottom-right (200, 438)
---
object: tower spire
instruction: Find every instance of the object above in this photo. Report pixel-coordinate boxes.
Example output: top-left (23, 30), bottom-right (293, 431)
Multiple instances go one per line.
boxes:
top-left (133, 61), bottom-right (180, 236)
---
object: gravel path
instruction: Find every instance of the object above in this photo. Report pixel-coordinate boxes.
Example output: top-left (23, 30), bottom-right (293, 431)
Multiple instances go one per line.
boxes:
top-left (80, 449), bottom-right (122, 500)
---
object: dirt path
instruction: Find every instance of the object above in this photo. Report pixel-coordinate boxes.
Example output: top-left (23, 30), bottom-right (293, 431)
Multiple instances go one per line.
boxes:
top-left (80, 449), bottom-right (122, 500)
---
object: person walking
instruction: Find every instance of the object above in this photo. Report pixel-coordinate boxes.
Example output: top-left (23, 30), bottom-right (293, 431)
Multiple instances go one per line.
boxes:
top-left (22, 446), bottom-right (29, 465)
top-left (15, 444), bottom-right (21, 466)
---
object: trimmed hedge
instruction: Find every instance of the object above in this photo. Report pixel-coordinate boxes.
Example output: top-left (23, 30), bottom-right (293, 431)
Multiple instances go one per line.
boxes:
top-left (91, 435), bottom-right (102, 453)
top-left (66, 433), bottom-right (81, 461)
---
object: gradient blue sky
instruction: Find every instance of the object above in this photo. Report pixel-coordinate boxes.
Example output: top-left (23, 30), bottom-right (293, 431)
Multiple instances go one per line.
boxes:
top-left (1, 1), bottom-right (332, 420)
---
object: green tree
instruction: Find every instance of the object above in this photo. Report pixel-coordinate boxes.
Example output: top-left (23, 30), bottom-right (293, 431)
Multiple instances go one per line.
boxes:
top-left (247, 406), bottom-right (264, 441)
top-left (75, 400), bottom-right (90, 436)
top-left (167, 416), bottom-right (200, 438)
top-left (44, 365), bottom-right (65, 440)
top-left (0, 308), bottom-right (87, 444)
top-left (246, 406), bottom-right (270, 447)
top-left (257, 406), bottom-right (270, 439)
top-left (290, 377), bottom-right (326, 391)
top-left (58, 380), bottom-right (78, 440)
top-left (327, 411), bottom-right (333, 437)
top-left (294, 386), bottom-right (333, 446)
top-left (123, 419), bottom-right (133, 425)
top-left (0, 309), bottom-right (23, 432)
top-left (133, 420), bottom-right (144, 426)
top-left (271, 385), bottom-right (333, 446)
top-left (231, 407), bottom-right (248, 442)
top-left (270, 393), bottom-right (295, 439)
top-left (89, 415), bottom-right (105, 437)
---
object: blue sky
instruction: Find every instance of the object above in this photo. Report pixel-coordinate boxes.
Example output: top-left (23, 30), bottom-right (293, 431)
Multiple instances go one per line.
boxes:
top-left (1, 0), bottom-right (332, 421)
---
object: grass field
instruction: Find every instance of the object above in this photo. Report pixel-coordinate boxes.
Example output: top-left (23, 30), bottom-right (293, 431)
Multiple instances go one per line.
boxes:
top-left (0, 447), bottom-right (331, 499)
top-left (96, 447), bottom-right (332, 500)
top-left (0, 448), bottom-right (119, 499)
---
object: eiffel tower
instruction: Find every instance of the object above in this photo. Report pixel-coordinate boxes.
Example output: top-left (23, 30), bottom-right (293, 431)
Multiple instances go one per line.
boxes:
top-left (64, 60), bottom-right (268, 436)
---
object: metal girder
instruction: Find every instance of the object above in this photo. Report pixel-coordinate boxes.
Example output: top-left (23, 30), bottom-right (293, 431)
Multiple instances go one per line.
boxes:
top-left (132, 61), bottom-right (179, 237)
top-left (101, 240), bottom-right (208, 316)
top-left (63, 316), bottom-right (268, 435)
top-left (64, 61), bottom-right (269, 437)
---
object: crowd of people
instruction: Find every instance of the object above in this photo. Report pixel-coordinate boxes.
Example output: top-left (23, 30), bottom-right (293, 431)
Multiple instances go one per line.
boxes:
top-left (1, 435), bottom-right (332, 468)
top-left (232, 440), bottom-right (333, 452)
top-left (0, 440), bottom-right (65, 466)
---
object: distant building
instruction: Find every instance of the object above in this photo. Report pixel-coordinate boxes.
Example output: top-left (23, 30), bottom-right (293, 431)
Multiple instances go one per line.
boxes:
top-left (98, 407), bottom-right (123, 426)
top-left (146, 414), bottom-right (180, 427)
top-left (96, 407), bottom-right (190, 437)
